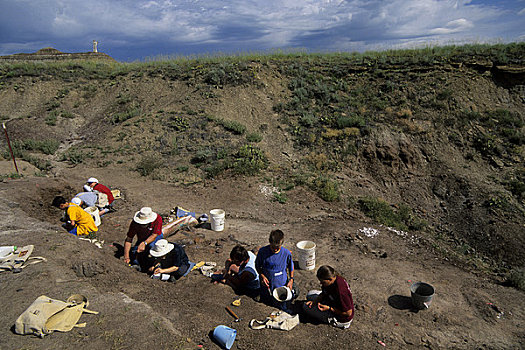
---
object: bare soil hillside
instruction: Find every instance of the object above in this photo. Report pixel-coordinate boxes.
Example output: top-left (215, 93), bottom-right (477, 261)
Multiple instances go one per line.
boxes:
top-left (0, 46), bottom-right (524, 349)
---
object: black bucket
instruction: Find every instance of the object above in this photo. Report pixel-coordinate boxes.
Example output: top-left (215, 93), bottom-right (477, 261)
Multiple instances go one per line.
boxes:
top-left (410, 282), bottom-right (435, 310)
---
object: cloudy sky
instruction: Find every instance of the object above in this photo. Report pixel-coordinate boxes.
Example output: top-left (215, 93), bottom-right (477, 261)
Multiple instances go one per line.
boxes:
top-left (0, 0), bottom-right (523, 61)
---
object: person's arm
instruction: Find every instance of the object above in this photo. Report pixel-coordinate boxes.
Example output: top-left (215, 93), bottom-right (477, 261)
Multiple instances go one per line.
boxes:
top-left (255, 250), bottom-right (270, 287)
top-left (225, 270), bottom-right (254, 289)
top-left (305, 292), bottom-right (324, 307)
top-left (137, 233), bottom-right (158, 253)
top-left (155, 265), bottom-right (179, 274)
top-left (123, 237), bottom-right (133, 264)
top-left (286, 250), bottom-right (294, 289)
top-left (326, 305), bottom-right (353, 318)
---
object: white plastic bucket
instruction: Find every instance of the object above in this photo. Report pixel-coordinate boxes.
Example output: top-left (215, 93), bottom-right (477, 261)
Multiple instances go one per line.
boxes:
top-left (210, 209), bottom-right (225, 231)
top-left (296, 240), bottom-right (316, 270)
top-left (273, 286), bottom-right (293, 302)
top-left (85, 206), bottom-right (101, 227)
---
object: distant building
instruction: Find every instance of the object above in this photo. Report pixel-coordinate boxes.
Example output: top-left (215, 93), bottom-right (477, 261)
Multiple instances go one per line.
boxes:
top-left (0, 47), bottom-right (115, 62)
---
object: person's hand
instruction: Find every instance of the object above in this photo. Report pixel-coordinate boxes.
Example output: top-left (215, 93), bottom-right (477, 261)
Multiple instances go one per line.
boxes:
top-left (137, 241), bottom-right (147, 253)
top-left (154, 267), bottom-right (162, 274)
top-left (260, 274), bottom-right (269, 287)
top-left (305, 301), bottom-right (313, 308)
top-left (286, 279), bottom-right (293, 290)
top-left (124, 257), bottom-right (130, 264)
top-left (317, 303), bottom-right (330, 312)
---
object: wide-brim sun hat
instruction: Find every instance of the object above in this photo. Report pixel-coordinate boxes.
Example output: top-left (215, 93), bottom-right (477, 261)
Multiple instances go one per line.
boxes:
top-left (133, 207), bottom-right (158, 224)
top-left (87, 177), bottom-right (99, 184)
top-left (150, 239), bottom-right (174, 257)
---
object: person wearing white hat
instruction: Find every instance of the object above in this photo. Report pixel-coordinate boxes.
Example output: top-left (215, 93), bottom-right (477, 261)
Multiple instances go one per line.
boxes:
top-left (123, 207), bottom-right (164, 270)
top-left (146, 239), bottom-right (194, 282)
top-left (85, 177), bottom-right (115, 215)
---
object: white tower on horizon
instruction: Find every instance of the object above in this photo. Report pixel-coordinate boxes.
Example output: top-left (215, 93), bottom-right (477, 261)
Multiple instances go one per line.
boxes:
top-left (93, 40), bottom-right (98, 53)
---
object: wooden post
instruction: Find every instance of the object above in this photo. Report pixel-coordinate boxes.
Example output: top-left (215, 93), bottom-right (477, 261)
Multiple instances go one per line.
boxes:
top-left (2, 122), bottom-right (19, 175)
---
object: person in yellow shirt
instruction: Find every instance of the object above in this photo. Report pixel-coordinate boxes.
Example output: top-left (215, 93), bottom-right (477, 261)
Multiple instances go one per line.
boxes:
top-left (52, 196), bottom-right (98, 236)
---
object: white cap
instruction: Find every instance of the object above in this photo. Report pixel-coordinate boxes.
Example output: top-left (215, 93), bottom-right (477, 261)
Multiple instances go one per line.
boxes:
top-left (71, 197), bottom-right (82, 205)
top-left (87, 177), bottom-right (98, 184)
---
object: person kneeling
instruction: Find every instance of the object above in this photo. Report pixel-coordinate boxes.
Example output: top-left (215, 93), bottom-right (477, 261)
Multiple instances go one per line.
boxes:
top-left (213, 245), bottom-right (260, 298)
top-left (147, 239), bottom-right (194, 283)
top-left (303, 265), bottom-right (354, 329)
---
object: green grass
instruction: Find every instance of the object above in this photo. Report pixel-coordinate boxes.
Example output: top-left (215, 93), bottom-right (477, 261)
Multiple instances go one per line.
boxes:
top-left (358, 197), bottom-right (427, 231)
top-left (12, 139), bottom-right (60, 155)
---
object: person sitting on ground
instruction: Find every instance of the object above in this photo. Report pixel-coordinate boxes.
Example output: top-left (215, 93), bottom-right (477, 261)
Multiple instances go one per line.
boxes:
top-left (123, 207), bottom-right (163, 271)
top-left (146, 239), bottom-right (194, 282)
top-left (212, 245), bottom-right (260, 298)
top-left (51, 196), bottom-right (98, 236)
top-left (85, 177), bottom-right (115, 215)
top-left (255, 229), bottom-right (297, 306)
top-left (72, 191), bottom-right (98, 208)
top-left (303, 265), bottom-right (354, 329)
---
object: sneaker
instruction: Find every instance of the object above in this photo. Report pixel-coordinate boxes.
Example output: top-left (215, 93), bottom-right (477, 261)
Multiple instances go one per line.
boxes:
top-left (130, 264), bottom-right (141, 272)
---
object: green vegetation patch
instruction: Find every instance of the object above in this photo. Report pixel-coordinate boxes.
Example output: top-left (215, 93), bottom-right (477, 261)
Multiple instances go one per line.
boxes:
top-left (135, 156), bottom-right (164, 177)
top-left (507, 268), bottom-right (525, 292)
top-left (12, 139), bottom-right (60, 155)
top-left (358, 197), bottom-right (427, 231)
top-left (233, 145), bottom-right (268, 175)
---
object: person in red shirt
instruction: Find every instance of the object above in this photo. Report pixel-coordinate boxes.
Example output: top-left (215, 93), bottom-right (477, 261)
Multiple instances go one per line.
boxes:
top-left (303, 265), bottom-right (354, 329)
top-left (86, 177), bottom-right (115, 215)
top-left (123, 207), bottom-right (163, 271)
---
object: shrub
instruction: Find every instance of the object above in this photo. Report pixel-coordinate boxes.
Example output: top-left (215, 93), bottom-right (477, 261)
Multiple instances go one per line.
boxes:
top-left (507, 268), bottom-right (525, 291)
top-left (61, 111), bottom-right (74, 119)
top-left (61, 148), bottom-right (86, 164)
top-left (112, 107), bottom-right (141, 124)
top-left (312, 176), bottom-right (339, 202)
top-left (13, 139), bottom-right (59, 155)
top-left (273, 191), bottom-right (288, 204)
top-left (166, 115), bottom-right (189, 131)
top-left (246, 132), bottom-right (262, 143)
top-left (46, 111), bottom-right (58, 126)
top-left (135, 157), bottom-right (164, 176)
top-left (222, 120), bottom-right (246, 135)
top-left (233, 145), bottom-right (268, 175)
top-left (358, 198), bottom-right (427, 231)
top-left (24, 154), bottom-right (52, 171)
top-left (335, 115), bottom-right (365, 129)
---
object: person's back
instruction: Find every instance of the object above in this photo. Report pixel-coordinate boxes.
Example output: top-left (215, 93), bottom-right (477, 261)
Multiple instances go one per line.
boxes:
top-left (75, 192), bottom-right (98, 208)
top-left (93, 183), bottom-right (114, 204)
top-left (66, 203), bottom-right (98, 236)
top-left (239, 251), bottom-right (260, 290)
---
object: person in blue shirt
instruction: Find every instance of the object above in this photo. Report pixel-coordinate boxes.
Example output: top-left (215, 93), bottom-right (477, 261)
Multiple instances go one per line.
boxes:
top-left (255, 230), bottom-right (298, 306)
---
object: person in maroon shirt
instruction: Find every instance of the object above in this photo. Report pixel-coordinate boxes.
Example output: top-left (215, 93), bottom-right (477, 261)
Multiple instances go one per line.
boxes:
top-left (303, 265), bottom-right (354, 329)
top-left (86, 177), bottom-right (115, 215)
top-left (123, 207), bottom-right (164, 271)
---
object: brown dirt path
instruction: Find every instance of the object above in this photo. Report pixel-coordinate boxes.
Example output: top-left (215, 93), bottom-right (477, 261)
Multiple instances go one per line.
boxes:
top-left (0, 171), bottom-right (523, 349)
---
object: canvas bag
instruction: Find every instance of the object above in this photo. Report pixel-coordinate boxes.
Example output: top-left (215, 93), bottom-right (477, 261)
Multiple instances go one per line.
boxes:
top-left (96, 192), bottom-right (109, 208)
top-left (249, 310), bottom-right (300, 331)
top-left (0, 245), bottom-right (46, 273)
top-left (14, 294), bottom-right (98, 338)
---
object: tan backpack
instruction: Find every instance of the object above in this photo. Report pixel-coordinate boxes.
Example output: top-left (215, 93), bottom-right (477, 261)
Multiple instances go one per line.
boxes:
top-left (14, 294), bottom-right (98, 338)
